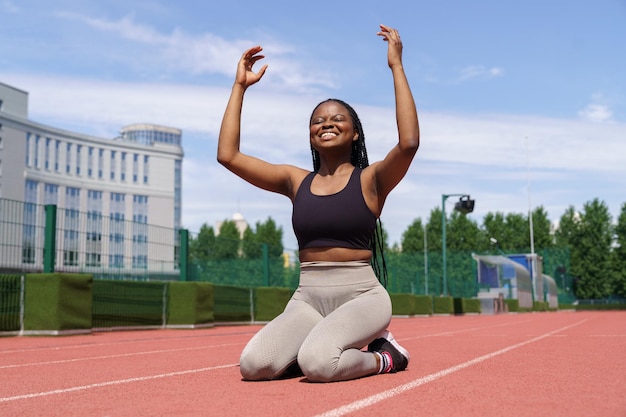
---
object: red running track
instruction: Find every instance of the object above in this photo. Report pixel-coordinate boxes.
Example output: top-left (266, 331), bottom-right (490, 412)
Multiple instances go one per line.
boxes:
top-left (1, 311), bottom-right (625, 417)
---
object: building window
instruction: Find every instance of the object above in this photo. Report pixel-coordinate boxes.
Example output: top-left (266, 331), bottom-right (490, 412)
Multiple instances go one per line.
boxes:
top-left (55, 140), bottom-right (61, 172)
top-left (133, 153), bottom-right (139, 183)
top-left (66, 143), bottom-right (72, 174)
top-left (25, 179), bottom-right (38, 203)
top-left (64, 187), bottom-right (80, 266)
top-left (98, 149), bottom-right (104, 179)
top-left (76, 145), bottom-right (82, 175)
top-left (34, 135), bottom-right (40, 169)
top-left (45, 138), bottom-right (51, 170)
top-left (143, 155), bottom-right (149, 184)
top-left (22, 180), bottom-right (39, 264)
top-left (110, 150), bottom-right (116, 180)
top-left (44, 183), bottom-right (59, 205)
top-left (86, 190), bottom-right (103, 267)
top-left (132, 194), bottom-right (148, 269)
top-left (121, 152), bottom-right (126, 181)
top-left (88, 147), bottom-right (94, 177)
top-left (109, 192), bottom-right (125, 268)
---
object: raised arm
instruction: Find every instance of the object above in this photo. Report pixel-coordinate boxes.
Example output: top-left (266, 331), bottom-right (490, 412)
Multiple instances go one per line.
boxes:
top-left (217, 46), bottom-right (302, 197)
top-left (370, 25), bottom-right (420, 207)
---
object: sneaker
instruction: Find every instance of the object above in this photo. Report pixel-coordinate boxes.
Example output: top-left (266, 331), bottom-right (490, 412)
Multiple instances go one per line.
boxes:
top-left (368, 330), bottom-right (410, 373)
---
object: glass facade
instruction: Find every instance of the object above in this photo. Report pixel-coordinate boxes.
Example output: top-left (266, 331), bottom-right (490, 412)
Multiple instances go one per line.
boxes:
top-left (132, 194), bottom-right (148, 269)
top-left (86, 190), bottom-right (103, 267)
top-left (64, 187), bottom-right (80, 266)
top-left (22, 180), bottom-right (38, 264)
top-left (109, 192), bottom-right (125, 268)
top-left (44, 183), bottom-right (58, 205)
top-left (120, 127), bottom-right (182, 146)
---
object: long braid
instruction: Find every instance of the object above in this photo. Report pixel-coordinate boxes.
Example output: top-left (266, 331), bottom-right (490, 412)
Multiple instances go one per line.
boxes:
top-left (309, 99), bottom-right (388, 287)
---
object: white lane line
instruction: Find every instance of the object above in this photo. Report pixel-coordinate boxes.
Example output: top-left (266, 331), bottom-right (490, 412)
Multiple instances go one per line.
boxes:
top-left (0, 363), bottom-right (239, 403)
top-left (398, 318), bottom-right (535, 341)
top-left (0, 331), bottom-right (253, 355)
top-left (313, 318), bottom-right (590, 417)
top-left (2, 321), bottom-right (524, 369)
top-left (0, 343), bottom-right (242, 369)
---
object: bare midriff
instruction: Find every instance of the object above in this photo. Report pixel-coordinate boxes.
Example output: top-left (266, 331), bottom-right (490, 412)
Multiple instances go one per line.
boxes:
top-left (299, 247), bottom-right (372, 263)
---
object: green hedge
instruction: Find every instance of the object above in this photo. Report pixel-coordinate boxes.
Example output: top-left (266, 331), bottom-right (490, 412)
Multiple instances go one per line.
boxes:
top-left (213, 285), bottom-right (252, 322)
top-left (504, 299), bottom-right (519, 312)
top-left (454, 297), bottom-right (481, 314)
top-left (92, 280), bottom-right (167, 328)
top-left (390, 294), bottom-right (434, 316)
top-left (433, 296), bottom-right (454, 314)
top-left (254, 287), bottom-right (293, 322)
top-left (24, 273), bottom-right (92, 334)
top-left (574, 303), bottom-right (626, 311)
top-left (168, 282), bottom-right (214, 327)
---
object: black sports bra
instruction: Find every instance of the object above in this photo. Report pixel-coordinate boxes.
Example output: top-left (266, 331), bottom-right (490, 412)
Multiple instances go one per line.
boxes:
top-left (292, 168), bottom-right (377, 250)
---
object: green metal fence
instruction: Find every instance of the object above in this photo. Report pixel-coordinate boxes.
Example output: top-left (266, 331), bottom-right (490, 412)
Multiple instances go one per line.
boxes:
top-left (0, 198), bottom-right (571, 299)
top-left (0, 198), bottom-right (179, 280)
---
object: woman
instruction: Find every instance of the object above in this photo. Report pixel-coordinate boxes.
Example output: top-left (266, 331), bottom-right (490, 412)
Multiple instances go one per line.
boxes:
top-left (217, 24), bottom-right (419, 382)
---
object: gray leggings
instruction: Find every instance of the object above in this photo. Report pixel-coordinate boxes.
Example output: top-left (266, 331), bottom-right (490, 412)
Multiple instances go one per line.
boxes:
top-left (239, 261), bottom-right (392, 382)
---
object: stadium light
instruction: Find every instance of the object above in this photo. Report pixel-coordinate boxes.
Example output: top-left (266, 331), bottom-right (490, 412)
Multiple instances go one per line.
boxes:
top-left (455, 195), bottom-right (475, 214)
top-left (441, 194), bottom-right (475, 296)
top-left (490, 237), bottom-right (506, 256)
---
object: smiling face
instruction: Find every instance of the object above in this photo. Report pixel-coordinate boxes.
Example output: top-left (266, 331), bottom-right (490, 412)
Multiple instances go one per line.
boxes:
top-left (309, 101), bottom-right (359, 154)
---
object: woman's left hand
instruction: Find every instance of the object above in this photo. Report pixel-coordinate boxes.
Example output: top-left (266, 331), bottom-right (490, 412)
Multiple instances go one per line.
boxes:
top-left (377, 24), bottom-right (403, 69)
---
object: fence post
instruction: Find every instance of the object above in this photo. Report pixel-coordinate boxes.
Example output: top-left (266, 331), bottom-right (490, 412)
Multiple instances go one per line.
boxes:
top-left (43, 205), bottom-right (57, 273)
top-left (179, 229), bottom-right (189, 281)
top-left (262, 243), bottom-right (269, 287)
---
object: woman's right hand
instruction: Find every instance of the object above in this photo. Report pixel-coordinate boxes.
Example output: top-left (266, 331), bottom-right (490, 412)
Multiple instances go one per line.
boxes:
top-left (235, 46), bottom-right (268, 89)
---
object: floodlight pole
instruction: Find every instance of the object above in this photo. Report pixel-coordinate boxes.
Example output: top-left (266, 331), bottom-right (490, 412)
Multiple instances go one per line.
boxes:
top-left (441, 193), bottom-right (466, 297)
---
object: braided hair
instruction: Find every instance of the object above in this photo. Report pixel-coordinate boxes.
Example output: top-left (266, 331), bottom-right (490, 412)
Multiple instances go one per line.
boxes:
top-left (309, 99), bottom-right (388, 287)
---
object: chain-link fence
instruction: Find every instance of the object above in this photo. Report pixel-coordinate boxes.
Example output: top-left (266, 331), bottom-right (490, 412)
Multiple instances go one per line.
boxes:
top-left (0, 198), bottom-right (572, 300)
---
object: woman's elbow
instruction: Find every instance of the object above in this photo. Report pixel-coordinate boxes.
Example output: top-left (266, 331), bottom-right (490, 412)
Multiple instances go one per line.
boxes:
top-left (401, 135), bottom-right (420, 154)
top-left (216, 149), bottom-right (235, 167)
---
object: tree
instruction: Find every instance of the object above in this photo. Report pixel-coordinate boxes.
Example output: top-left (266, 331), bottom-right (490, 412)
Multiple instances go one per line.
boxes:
top-left (214, 220), bottom-right (240, 260)
top-left (190, 223), bottom-right (216, 263)
top-left (570, 199), bottom-right (614, 299)
top-left (482, 212), bottom-right (507, 251)
top-left (400, 219), bottom-right (425, 253)
top-left (241, 226), bottom-right (261, 258)
top-left (611, 203), bottom-right (626, 297)
top-left (241, 217), bottom-right (284, 259)
top-left (426, 207), bottom-right (443, 252)
top-left (482, 209), bottom-right (553, 253)
top-left (447, 211), bottom-right (482, 251)
top-left (531, 206), bottom-right (554, 250)
top-left (504, 212), bottom-right (529, 251)
top-left (255, 217), bottom-right (284, 257)
top-left (554, 206), bottom-right (579, 248)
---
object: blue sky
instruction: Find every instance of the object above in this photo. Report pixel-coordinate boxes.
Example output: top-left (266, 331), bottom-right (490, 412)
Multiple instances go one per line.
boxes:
top-left (2, 0), bottom-right (625, 250)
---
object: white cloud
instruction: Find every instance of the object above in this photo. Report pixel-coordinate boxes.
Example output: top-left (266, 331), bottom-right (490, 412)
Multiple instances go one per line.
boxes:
top-left (457, 65), bottom-right (505, 82)
top-left (54, 12), bottom-right (336, 93)
top-left (578, 103), bottom-right (613, 123)
top-left (3, 72), bottom-right (625, 248)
